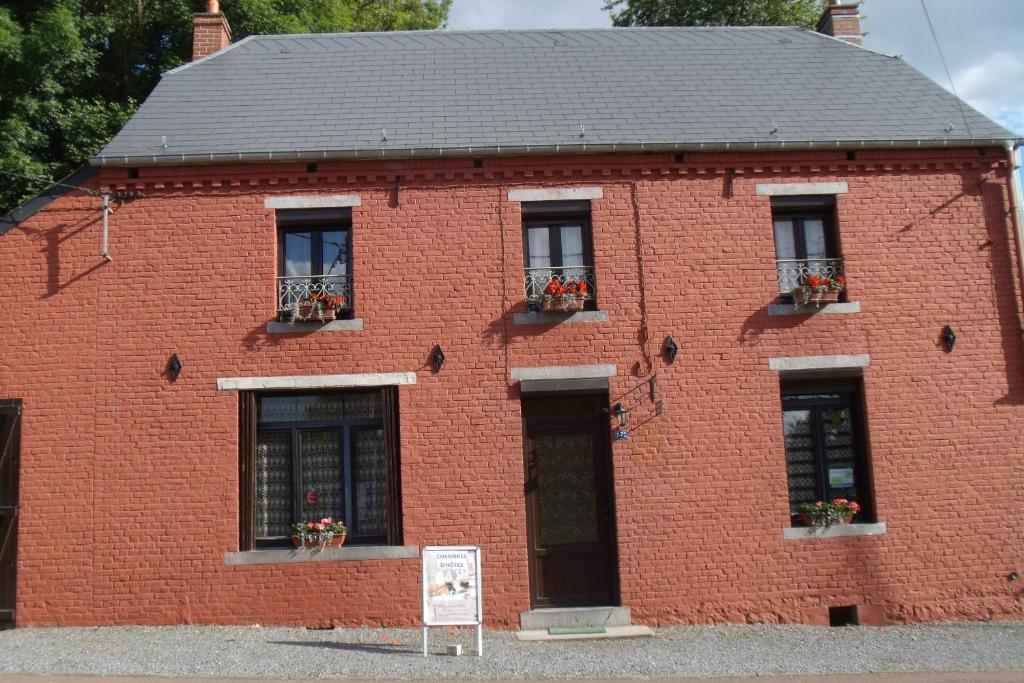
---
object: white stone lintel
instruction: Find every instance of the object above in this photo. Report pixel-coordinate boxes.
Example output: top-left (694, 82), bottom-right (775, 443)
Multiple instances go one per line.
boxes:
top-left (264, 194), bottom-right (361, 209)
top-left (508, 187), bottom-right (603, 202)
top-left (217, 372), bottom-right (415, 391)
top-left (511, 364), bottom-right (616, 382)
top-left (755, 182), bottom-right (849, 196)
top-left (768, 354), bottom-right (870, 372)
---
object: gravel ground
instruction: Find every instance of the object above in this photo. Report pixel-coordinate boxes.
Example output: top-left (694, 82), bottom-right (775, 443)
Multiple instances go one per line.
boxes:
top-left (0, 622), bottom-right (1021, 680)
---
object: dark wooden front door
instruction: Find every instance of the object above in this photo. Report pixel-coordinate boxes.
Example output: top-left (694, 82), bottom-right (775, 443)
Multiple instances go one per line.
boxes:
top-left (523, 394), bottom-right (617, 608)
top-left (0, 401), bottom-right (20, 628)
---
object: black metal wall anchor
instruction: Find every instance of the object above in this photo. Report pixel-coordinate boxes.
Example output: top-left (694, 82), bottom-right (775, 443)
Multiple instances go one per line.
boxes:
top-left (167, 354), bottom-right (182, 381)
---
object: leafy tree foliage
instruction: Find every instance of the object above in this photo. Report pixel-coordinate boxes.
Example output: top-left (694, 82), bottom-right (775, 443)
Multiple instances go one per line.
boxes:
top-left (0, 0), bottom-right (451, 213)
top-left (604, 0), bottom-right (826, 29)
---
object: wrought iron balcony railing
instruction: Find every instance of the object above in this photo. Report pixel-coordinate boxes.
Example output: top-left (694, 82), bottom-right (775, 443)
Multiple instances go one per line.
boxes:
top-left (775, 258), bottom-right (844, 295)
top-left (277, 274), bottom-right (353, 317)
top-left (524, 266), bottom-right (597, 309)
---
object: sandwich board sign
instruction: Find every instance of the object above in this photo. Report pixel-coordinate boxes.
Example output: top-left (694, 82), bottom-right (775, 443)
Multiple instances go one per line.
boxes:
top-left (421, 546), bottom-right (482, 657)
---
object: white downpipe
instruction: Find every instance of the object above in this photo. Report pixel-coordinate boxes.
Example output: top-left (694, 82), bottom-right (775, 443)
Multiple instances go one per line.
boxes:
top-left (101, 193), bottom-right (111, 261)
top-left (1005, 141), bottom-right (1024, 315)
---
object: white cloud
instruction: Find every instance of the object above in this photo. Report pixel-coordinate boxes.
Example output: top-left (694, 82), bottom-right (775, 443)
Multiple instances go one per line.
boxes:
top-left (953, 51), bottom-right (1024, 134)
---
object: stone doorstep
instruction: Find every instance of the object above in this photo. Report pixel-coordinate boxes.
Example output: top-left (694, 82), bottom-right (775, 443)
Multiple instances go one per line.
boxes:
top-left (515, 625), bottom-right (655, 641)
top-left (520, 605), bottom-right (632, 630)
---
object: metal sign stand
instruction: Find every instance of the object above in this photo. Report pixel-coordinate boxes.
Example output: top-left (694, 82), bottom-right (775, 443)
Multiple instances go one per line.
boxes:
top-left (421, 546), bottom-right (483, 657)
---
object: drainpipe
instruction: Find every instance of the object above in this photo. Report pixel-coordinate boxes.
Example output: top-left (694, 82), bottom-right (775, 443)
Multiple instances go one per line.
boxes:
top-left (101, 193), bottom-right (111, 261)
top-left (1006, 141), bottom-right (1024, 313)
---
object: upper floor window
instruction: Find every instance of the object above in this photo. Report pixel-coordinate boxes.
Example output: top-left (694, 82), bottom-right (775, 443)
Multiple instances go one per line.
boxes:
top-left (277, 208), bottom-right (353, 321)
top-left (522, 201), bottom-right (597, 312)
top-left (239, 388), bottom-right (403, 549)
top-left (772, 196), bottom-right (845, 303)
top-left (781, 379), bottom-right (873, 525)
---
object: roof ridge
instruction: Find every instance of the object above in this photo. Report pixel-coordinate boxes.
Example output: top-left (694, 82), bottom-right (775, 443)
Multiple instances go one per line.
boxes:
top-left (249, 25), bottom-right (808, 40)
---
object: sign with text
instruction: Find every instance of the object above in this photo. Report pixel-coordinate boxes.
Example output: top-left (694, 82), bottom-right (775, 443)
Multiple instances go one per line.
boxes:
top-left (422, 546), bottom-right (482, 626)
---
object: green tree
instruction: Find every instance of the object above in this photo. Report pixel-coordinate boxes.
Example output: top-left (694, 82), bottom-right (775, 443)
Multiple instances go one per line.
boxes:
top-left (1, 0), bottom-right (451, 214)
top-left (604, 0), bottom-right (826, 28)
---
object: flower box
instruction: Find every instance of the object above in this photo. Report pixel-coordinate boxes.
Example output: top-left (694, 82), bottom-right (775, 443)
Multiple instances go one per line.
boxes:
top-left (791, 287), bottom-right (841, 306)
top-left (291, 516), bottom-right (347, 548)
top-left (797, 499), bottom-right (860, 527)
top-left (799, 512), bottom-right (853, 527)
top-left (294, 303), bottom-right (337, 322)
top-left (541, 296), bottom-right (586, 312)
top-left (291, 532), bottom-right (346, 549)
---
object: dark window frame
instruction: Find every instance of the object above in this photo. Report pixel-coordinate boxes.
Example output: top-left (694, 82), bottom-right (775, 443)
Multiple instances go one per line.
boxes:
top-left (276, 209), bottom-right (355, 320)
top-left (771, 207), bottom-right (841, 261)
top-left (780, 378), bottom-right (874, 525)
top-left (521, 201), bottom-right (597, 310)
top-left (771, 198), bottom-right (844, 302)
top-left (238, 387), bottom-right (402, 550)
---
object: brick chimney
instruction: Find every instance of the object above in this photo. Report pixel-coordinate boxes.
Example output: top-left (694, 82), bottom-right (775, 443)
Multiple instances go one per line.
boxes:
top-left (192, 0), bottom-right (232, 61)
top-left (816, 0), bottom-right (862, 46)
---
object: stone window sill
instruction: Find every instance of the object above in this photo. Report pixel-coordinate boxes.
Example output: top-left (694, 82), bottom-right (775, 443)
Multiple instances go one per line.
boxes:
top-left (512, 310), bottom-right (609, 325)
top-left (266, 319), bottom-right (364, 334)
top-left (782, 522), bottom-right (886, 540)
top-left (224, 544), bottom-right (418, 566)
top-left (768, 302), bottom-right (860, 316)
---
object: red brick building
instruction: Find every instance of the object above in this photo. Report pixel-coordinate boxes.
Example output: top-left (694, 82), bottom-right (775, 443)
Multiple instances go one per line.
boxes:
top-left (1, 1), bottom-right (1022, 629)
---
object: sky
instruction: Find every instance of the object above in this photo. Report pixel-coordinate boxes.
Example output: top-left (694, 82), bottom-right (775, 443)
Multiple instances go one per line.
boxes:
top-left (446, 0), bottom-right (1024, 136)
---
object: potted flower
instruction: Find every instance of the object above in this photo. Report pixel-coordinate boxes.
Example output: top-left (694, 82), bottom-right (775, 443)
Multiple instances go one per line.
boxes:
top-left (797, 498), bottom-right (861, 527)
top-left (792, 274), bottom-right (845, 306)
top-left (295, 293), bottom-right (346, 322)
top-left (541, 277), bottom-right (588, 312)
top-left (291, 517), bottom-right (348, 548)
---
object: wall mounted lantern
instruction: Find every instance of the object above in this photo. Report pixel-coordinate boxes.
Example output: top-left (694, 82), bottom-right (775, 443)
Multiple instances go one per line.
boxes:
top-left (942, 325), bottom-right (956, 353)
top-left (431, 345), bottom-right (446, 372)
top-left (664, 336), bottom-right (679, 363)
top-left (167, 354), bottom-right (182, 382)
top-left (613, 402), bottom-right (628, 428)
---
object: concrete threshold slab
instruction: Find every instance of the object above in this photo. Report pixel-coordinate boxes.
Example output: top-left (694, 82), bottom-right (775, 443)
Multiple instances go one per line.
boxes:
top-left (515, 625), bottom-right (654, 641)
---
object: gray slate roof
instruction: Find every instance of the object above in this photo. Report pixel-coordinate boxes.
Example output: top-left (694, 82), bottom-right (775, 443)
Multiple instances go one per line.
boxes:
top-left (92, 27), bottom-right (1018, 166)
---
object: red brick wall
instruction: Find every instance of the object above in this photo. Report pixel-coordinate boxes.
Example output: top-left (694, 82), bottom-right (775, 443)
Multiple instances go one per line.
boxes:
top-left (192, 14), bottom-right (231, 61)
top-left (1, 149), bottom-right (1021, 628)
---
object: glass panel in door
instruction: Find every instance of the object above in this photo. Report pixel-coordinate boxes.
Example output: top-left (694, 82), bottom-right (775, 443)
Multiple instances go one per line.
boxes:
top-left (527, 227), bottom-right (552, 269)
top-left (559, 224), bottom-right (586, 281)
top-left (803, 218), bottom-right (831, 280)
top-left (773, 219), bottom-right (798, 292)
top-left (535, 432), bottom-right (599, 545)
top-left (284, 232), bottom-right (313, 276)
top-left (321, 231), bottom-right (349, 276)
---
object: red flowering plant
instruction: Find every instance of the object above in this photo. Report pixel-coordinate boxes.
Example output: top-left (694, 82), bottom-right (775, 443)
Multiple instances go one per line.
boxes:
top-left (801, 273), bottom-right (845, 292)
top-left (797, 498), bottom-right (861, 527)
top-left (309, 292), bottom-right (347, 310)
top-left (793, 273), bottom-right (845, 305)
top-left (291, 517), bottom-right (348, 547)
top-left (294, 291), bottom-right (347, 321)
top-left (542, 276), bottom-right (589, 310)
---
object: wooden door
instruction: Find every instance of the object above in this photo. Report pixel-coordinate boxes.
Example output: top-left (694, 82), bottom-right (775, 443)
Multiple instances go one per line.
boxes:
top-left (0, 401), bottom-right (20, 628)
top-left (523, 394), bottom-right (617, 608)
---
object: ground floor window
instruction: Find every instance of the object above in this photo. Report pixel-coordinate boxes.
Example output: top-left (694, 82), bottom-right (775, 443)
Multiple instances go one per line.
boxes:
top-left (238, 388), bottom-right (402, 548)
top-left (780, 380), bottom-right (872, 525)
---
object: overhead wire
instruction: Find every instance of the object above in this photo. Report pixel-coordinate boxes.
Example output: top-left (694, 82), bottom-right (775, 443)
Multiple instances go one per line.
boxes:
top-left (0, 168), bottom-right (105, 197)
top-left (919, 0), bottom-right (973, 138)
